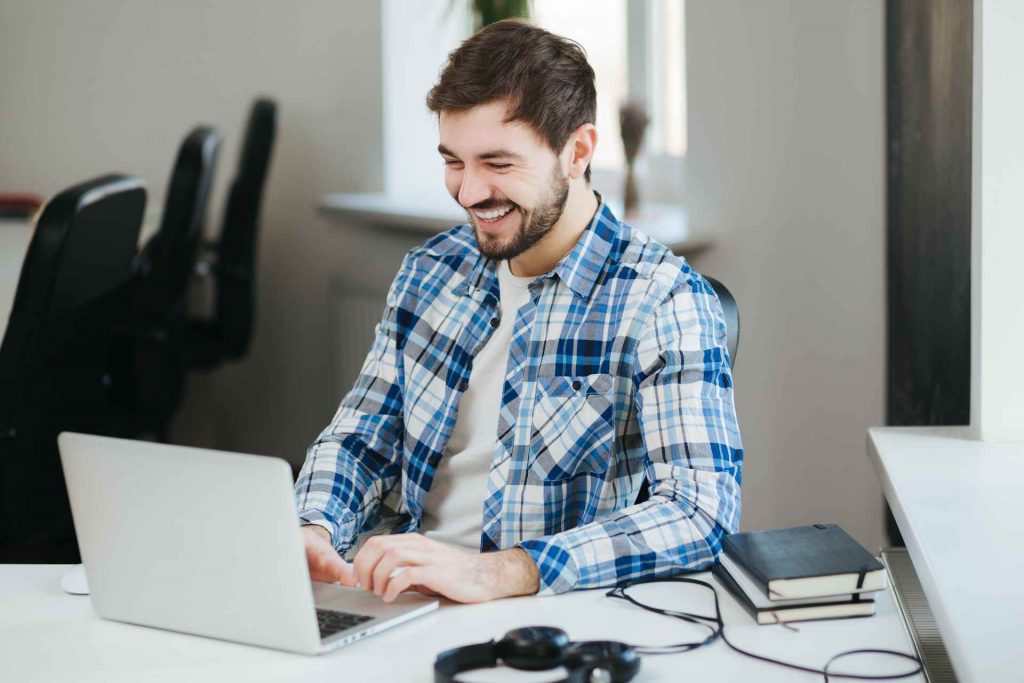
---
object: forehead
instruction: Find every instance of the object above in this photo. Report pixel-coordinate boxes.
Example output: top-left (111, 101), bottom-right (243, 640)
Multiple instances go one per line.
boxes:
top-left (438, 100), bottom-right (549, 157)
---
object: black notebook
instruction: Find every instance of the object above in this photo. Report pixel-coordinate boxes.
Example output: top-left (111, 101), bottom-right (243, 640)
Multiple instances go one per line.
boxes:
top-left (721, 524), bottom-right (886, 600)
top-left (713, 561), bottom-right (876, 624)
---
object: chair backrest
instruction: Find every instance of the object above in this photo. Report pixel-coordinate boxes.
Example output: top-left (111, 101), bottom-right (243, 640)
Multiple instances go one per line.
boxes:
top-left (0, 174), bottom-right (146, 418)
top-left (0, 174), bottom-right (146, 561)
top-left (703, 275), bottom-right (740, 367)
top-left (105, 127), bottom-right (220, 440)
top-left (213, 97), bottom-right (276, 360)
top-left (133, 126), bottom-right (221, 320)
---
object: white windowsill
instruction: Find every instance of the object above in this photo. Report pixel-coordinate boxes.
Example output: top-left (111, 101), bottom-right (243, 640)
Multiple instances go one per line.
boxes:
top-left (319, 192), bottom-right (712, 257)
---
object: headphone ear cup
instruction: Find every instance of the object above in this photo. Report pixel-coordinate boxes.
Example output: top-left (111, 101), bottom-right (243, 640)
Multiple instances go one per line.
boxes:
top-left (563, 641), bottom-right (640, 683)
top-left (497, 626), bottom-right (572, 670)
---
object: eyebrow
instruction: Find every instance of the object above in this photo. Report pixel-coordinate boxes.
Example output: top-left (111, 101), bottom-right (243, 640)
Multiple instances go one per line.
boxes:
top-left (437, 145), bottom-right (525, 162)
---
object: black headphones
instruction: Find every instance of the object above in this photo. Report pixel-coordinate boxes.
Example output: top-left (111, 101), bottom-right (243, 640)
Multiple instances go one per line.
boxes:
top-left (434, 626), bottom-right (640, 683)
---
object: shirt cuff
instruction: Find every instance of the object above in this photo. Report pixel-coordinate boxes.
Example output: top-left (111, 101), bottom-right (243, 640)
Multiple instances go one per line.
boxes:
top-left (516, 536), bottom-right (580, 596)
top-left (297, 509), bottom-right (355, 553)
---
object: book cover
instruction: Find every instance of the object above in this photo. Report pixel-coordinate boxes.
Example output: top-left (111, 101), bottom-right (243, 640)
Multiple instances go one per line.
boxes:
top-left (713, 562), bottom-right (876, 625)
top-left (722, 524), bottom-right (886, 599)
top-left (718, 553), bottom-right (878, 610)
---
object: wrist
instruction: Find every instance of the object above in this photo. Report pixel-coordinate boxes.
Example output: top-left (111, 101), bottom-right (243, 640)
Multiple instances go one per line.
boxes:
top-left (485, 548), bottom-right (540, 599)
top-left (302, 523), bottom-right (332, 545)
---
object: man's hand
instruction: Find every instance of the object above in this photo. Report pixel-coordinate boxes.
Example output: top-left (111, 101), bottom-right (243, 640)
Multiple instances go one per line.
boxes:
top-left (301, 525), bottom-right (356, 586)
top-left (351, 533), bottom-right (540, 603)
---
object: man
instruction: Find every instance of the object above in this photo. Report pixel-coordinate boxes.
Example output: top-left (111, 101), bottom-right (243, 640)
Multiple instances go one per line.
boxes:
top-left (295, 20), bottom-right (742, 604)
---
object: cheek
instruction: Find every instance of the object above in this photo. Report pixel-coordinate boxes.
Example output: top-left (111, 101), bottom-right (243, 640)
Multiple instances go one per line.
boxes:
top-left (493, 177), bottom-right (532, 207)
top-left (444, 169), bottom-right (461, 198)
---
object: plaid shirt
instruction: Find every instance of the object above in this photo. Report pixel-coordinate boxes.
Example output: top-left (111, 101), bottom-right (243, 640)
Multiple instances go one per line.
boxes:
top-left (295, 201), bottom-right (742, 595)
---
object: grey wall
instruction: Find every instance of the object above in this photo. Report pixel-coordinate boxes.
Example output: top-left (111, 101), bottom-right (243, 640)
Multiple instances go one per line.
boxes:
top-left (0, 0), bottom-right (384, 463)
top-left (685, 0), bottom-right (887, 549)
top-left (1, 0), bottom-right (888, 549)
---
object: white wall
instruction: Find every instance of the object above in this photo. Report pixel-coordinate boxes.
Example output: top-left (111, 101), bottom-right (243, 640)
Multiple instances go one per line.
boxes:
top-left (971, 0), bottom-right (1024, 442)
top-left (684, 1), bottom-right (887, 549)
top-left (0, 0), bottom-right (384, 463)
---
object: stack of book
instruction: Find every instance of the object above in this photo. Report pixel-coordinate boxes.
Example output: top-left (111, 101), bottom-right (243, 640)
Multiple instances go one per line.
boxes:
top-left (712, 524), bottom-right (887, 625)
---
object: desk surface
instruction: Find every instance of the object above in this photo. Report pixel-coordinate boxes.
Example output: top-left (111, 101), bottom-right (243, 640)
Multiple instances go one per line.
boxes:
top-left (2, 564), bottom-right (921, 683)
top-left (869, 426), bottom-right (1024, 683)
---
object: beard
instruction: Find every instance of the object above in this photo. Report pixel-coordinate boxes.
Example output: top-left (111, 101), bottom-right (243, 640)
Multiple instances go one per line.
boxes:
top-left (466, 163), bottom-right (570, 261)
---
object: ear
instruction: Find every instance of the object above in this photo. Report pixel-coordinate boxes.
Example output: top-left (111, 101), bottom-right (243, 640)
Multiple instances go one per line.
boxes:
top-left (565, 123), bottom-right (597, 181)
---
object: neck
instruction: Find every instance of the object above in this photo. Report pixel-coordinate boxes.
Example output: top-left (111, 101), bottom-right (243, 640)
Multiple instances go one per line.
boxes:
top-left (509, 183), bottom-right (599, 277)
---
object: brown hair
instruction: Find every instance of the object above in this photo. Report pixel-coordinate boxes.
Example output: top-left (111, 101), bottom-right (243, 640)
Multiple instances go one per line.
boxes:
top-left (426, 19), bottom-right (597, 181)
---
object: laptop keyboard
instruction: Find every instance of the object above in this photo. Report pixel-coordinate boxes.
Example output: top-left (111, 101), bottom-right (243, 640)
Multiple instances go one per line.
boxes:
top-left (316, 608), bottom-right (374, 638)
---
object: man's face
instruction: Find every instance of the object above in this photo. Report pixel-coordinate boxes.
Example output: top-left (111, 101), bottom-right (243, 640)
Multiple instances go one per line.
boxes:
top-left (438, 101), bottom-right (569, 261)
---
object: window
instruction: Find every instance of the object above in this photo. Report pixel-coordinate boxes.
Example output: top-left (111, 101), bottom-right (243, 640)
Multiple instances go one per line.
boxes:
top-left (533, 0), bottom-right (687, 172)
top-left (532, 0), bottom-right (629, 171)
top-left (380, 0), bottom-right (687, 205)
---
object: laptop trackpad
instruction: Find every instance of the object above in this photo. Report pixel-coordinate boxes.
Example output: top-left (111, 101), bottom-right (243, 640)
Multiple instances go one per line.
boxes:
top-left (312, 582), bottom-right (438, 618)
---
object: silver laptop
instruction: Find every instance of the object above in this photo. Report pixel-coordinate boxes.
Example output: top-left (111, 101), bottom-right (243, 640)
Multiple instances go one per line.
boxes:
top-left (58, 432), bottom-right (438, 655)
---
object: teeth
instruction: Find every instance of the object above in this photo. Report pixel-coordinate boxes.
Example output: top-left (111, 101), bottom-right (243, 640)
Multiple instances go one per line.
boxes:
top-left (475, 205), bottom-right (513, 221)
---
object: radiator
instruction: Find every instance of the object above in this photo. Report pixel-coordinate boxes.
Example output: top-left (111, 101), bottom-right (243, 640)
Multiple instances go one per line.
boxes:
top-left (882, 548), bottom-right (958, 683)
top-left (330, 280), bottom-right (385, 399)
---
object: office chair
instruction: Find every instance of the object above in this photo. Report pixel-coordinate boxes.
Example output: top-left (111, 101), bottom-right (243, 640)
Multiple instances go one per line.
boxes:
top-left (188, 97), bottom-right (277, 368)
top-left (0, 175), bottom-right (146, 562)
top-left (703, 275), bottom-right (739, 366)
top-left (106, 126), bottom-right (221, 440)
top-left (635, 274), bottom-right (739, 505)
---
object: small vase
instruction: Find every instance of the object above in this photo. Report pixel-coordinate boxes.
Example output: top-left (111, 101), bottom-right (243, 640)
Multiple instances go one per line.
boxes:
top-left (624, 162), bottom-right (639, 216)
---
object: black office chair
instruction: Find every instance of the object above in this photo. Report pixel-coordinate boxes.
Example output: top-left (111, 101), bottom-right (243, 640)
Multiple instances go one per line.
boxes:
top-left (0, 175), bottom-right (146, 562)
top-left (188, 98), bottom-right (277, 368)
top-left (106, 126), bottom-right (221, 440)
top-left (635, 274), bottom-right (739, 505)
top-left (703, 275), bottom-right (739, 366)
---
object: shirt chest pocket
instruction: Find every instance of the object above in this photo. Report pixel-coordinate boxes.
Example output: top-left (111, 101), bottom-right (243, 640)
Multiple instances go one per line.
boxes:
top-left (528, 373), bottom-right (616, 480)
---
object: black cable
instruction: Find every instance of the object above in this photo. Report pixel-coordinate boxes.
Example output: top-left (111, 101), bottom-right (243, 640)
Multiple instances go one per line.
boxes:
top-left (605, 576), bottom-right (923, 682)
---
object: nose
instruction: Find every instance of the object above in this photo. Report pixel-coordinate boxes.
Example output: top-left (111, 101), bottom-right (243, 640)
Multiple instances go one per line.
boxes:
top-left (456, 167), bottom-right (491, 209)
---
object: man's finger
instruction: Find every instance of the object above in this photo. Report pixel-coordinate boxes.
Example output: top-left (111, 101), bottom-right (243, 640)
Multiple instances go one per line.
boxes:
top-left (332, 555), bottom-right (357, 586)
top-left (353, 535), bottom-right (422, 591)
top-left (308, 547), bottom-right (352, 585)
top-left (371, 548), bottom-right (428, 596)
top-left (352, 536), bottom-right (389, 591)
top-left (382, 566), bottom-right (426, 603)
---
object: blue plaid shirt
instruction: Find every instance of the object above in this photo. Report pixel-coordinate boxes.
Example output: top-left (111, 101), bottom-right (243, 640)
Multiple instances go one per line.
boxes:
top-left (295, 201), bottom-right (742, 595)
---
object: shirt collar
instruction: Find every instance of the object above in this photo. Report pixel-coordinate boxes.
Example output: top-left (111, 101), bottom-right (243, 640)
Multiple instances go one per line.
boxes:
top-left (549, 198), bottom-right (619, 301)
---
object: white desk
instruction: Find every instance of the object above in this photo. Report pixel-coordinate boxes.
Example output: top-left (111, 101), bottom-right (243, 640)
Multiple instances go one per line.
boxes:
top-left (2, 565), bottom-right (921, 682)
top-left (869, 427), bottom-right (1024, 682)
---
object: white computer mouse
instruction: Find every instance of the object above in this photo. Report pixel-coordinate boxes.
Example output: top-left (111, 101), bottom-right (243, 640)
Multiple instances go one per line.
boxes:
top-left (60, 564), bottom-right (90, 595)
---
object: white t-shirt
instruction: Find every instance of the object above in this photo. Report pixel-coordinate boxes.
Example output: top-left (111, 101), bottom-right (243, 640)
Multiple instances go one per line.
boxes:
top-left (420, 260), bottom-right (533, 549)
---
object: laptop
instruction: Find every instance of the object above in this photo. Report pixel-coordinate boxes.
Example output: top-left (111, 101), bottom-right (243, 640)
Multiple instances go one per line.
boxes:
top-left (58, 432), bottom-right (438, 655)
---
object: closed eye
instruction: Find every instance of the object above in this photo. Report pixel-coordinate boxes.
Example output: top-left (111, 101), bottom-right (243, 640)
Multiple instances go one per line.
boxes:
top-left (489, 163), bottom-right (512, 171)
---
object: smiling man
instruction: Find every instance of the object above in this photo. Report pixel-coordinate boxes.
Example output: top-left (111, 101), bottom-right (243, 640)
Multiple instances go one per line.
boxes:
top-left (295, 20), bottom-right (742, 603)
